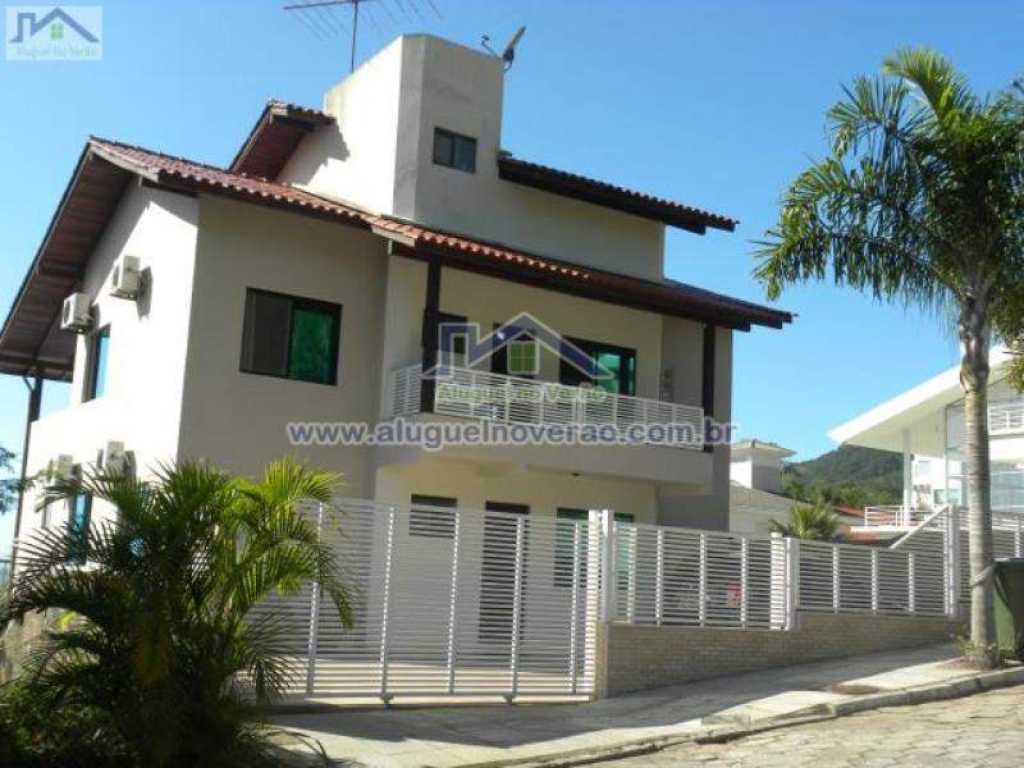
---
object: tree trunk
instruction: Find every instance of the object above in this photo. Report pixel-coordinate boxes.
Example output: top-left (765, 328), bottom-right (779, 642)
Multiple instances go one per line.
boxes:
top-left (959, 302), bottom-right (997, 667)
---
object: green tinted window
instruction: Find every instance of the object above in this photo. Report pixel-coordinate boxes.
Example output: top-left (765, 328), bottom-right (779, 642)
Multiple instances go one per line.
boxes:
top-left (241, 289), bottom-right (341, 386)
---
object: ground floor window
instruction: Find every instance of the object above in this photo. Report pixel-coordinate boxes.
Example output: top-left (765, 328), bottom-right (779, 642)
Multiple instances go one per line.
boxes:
top-left (409, 494), bottom-right (457, 539)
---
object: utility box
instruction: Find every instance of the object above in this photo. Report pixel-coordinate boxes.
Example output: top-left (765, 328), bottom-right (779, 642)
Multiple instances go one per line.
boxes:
top-left (993, 559), bottom-right (1024, 660)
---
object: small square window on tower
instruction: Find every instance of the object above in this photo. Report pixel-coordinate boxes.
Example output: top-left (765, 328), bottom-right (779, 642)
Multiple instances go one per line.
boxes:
top-left (433, 127), bottom-right (477, 173)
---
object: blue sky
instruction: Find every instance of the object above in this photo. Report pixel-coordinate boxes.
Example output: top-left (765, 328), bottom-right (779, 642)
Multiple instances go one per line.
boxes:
top-left (0, 1), bottom-right (1021, 547)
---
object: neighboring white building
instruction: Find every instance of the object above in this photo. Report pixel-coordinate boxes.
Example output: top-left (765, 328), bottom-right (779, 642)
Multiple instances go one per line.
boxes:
top-left (1, 34), bottom-right (792, 563)
top-left (730, 439), bottom-right (796, 494)
top-left (728, 439), bottom-right (797, 536)
top-left (830, 348), bottom-right (1024, 530)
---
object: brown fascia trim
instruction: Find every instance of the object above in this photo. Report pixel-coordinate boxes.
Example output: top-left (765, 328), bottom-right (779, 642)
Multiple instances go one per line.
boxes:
top-left (497, 156), bottom-right (737, 235)
top-left (229, 102), bottom-right (334, 177)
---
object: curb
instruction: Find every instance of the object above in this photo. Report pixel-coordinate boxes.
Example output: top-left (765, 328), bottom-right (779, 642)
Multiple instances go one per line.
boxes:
top-left (454, 666), bottom-right (1024, 768)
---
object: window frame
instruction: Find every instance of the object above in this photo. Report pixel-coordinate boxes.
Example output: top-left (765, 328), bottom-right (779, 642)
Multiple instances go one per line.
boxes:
top-left (239, 288), bottom-right (342, 387)
top-left (84, 325), bottom-right (111, 402)
top-left (432, 127), bottom-right (477, 173)
top-left (67, 465), bottom-right (93, 566)
top-left (559, 336), bottom-right (638, 396)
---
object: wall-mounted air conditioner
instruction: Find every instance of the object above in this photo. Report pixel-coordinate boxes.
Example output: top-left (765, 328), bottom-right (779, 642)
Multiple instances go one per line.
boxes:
top-left (110, 255), bottom-right (141, 299)
top-left (60, 292), bottom-right (92, 333)
top-left (48, 454), bottom-right (74, 481)
top-left (101, 441), bottom-right (131, 475)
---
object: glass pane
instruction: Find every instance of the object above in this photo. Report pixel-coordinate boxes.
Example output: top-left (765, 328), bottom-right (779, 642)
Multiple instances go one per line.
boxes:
top-left (288, 306), bottom-right (336, 384)
top-left (453, 135), bottom-right (477, 172)
top-left (89, 328), bottom-right (110, 400)
top-left (595, 351), bottom-right (622, 394)
top-left (242, 292), bottom-right (291, 376)
top-left (68, 493), bottom-right (92, 565)
top-left (433, 129), bottom-right (453, 166)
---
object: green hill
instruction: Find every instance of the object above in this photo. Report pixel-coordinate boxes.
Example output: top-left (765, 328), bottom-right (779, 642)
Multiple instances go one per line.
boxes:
top-left (784, 445), bottom-right (903, 506)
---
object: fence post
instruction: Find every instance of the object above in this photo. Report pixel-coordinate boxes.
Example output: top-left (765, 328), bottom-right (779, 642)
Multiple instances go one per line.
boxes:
top-left (305, 502), bottom-right (325, 695)
top-left (870, 549), bottom-right (879, 613)
top-left (945, 506), bottom-right (961, 617)
top-left (740, 537), bottom-right (749, 628)
top-left (770, 533), bottom-right (797, 630)
top-left (655, 529), bottom-right (665, 626)
top-left (378, 506), bottom-right (397, 704)
top-left (507, 515), bottom-right (526, 702)
top-left (832, 545), bottom-right (841, 613)
top-left (908, 552), bottom-right (916, 614)
top-left (698, 533), bottom-right (708, 626)
top-left (569, 521), bottom-right (582, 694)
top-left (599, 510), bottom-right (617, 622)
top-left (445, 509), bottom-right (461, 694)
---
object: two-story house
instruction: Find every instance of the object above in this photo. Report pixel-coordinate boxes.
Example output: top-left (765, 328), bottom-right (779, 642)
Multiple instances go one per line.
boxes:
top-left (1, 34), bottom-right (792, 564)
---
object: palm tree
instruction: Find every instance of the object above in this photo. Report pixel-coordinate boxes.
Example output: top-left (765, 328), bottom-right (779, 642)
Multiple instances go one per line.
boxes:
top-left (756, 49), bottom-right (1024, 667)
top-left (0, 458), bottom-right (350, 767)
top-left (771, 501), bottom-right (842, 542)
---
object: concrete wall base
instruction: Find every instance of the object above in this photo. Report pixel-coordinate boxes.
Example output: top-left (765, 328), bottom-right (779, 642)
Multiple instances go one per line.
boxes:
top-left (597, 611), bottom-right (962, 697)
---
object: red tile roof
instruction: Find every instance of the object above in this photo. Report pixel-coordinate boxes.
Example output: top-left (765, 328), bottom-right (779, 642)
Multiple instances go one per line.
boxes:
top-left (0, 137), bottom-right (791, 380)
top-left (227, 100), bottom-right (738, 232)
top-left (497, 155), bottom-right (737, 234)
top-left (229, 100), bottom-right (334, 180)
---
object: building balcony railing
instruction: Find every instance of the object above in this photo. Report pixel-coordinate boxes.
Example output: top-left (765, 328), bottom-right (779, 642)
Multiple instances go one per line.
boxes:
top-left (861, 505), bottom-right (932, 529)
top-left (384, 363), bottom-right (705, 450)
top-left (989, 401), bottom-right (1024, 435)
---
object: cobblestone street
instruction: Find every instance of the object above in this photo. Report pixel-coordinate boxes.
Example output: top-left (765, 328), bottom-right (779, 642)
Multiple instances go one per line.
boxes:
top-left (605, 686), bottom-right (1024, 768)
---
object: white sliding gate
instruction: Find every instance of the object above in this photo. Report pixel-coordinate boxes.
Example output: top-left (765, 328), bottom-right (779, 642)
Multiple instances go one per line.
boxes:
top-left (255, 498), bottom-right (603, 701)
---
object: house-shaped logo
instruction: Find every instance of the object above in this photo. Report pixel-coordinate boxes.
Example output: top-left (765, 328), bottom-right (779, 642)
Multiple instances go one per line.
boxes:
top-left (426, 311), bottom-right (616, 384)
top-left (7, 6), bottom-right (102, 60)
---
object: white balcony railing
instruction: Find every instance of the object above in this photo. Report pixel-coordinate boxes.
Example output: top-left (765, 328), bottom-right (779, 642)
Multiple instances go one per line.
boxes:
top-left (989, 400), bottom-right (1024, 435)
top-left (862, 506), bottom-right (932, 529)
top-left (385, 363), bottom-right (705, 450)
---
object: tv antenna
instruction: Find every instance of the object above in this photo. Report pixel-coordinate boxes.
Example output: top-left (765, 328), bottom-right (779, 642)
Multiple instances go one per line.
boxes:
top-left (284, 0), bottom-right (377, 73)
top-left (481, 25), bottom-right (526, 71)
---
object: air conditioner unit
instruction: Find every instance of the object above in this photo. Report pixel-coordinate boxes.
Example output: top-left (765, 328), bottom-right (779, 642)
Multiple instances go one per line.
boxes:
top-left (48, 454), bottom-right (74, 481)
top-left (60, 292), bottom-right (92, 333)
top-left (110, 255), bottom-right (141, 299)
top-left (101, 441), bottom-right (130, 475)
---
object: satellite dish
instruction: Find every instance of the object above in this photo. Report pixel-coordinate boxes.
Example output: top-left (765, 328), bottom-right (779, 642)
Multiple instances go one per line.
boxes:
top-left (501, 26), bottom-right (526, 69)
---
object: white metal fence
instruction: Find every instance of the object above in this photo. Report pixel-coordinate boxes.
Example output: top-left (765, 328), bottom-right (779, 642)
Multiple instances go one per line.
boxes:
top-left (611, 522), bottom-right (792, 630)
top-left (252, 500), bottom-right (963, 703)
top-left (385, 363), bottom-right (705, 449)
top-left (253, 498), bottom-right (603, 700)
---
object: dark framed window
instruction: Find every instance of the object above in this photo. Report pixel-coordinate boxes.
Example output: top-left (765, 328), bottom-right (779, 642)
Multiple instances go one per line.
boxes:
top-left (559, 337), bottom-right (637, 396)
top-left (240, 289), bottom-right (341, 386)
top-left (554, 509), bottom-right (633, 587)
top-left (85, 326), bottom-right (110, 401)
top-left (68, 467), bottom-right (92, 566)
top-left (432, 311), bottom-right (467, 359)
top-left (409, 494), bottom-right (457, 539)
top-left (433, 127), bottom-right (477, 173)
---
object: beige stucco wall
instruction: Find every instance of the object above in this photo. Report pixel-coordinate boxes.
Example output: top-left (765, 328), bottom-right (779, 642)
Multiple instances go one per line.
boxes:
top-left (176, 195), bottom-right (389, 497)
top-left (18, 185), bottom-right (200, 539)
top-left (281, 34), bottom-right (666, 282)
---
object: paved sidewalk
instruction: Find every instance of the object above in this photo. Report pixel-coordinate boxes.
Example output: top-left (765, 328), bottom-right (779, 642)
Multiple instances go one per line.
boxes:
top-left (271, 644), bottom-right (1006, 768)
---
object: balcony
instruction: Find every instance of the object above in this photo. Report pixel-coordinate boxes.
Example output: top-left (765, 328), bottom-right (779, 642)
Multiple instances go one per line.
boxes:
top-left (384, 363), bottom-right (705, 450)
top-left (989, 400), bottom-right (1024, 435)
